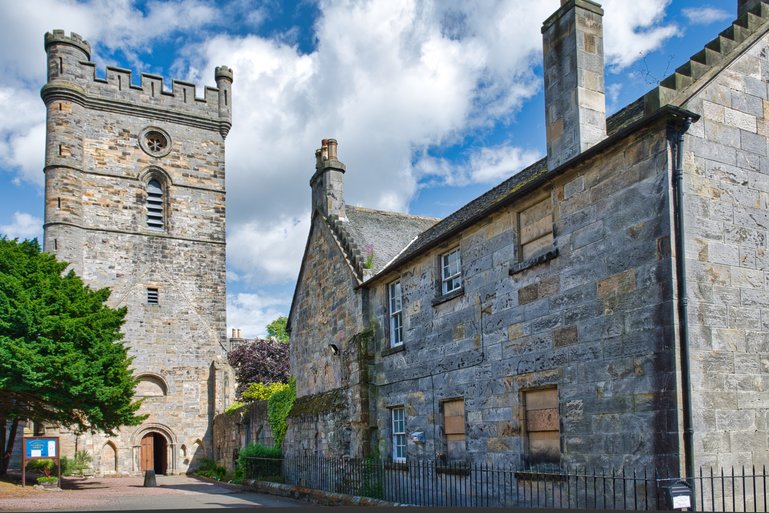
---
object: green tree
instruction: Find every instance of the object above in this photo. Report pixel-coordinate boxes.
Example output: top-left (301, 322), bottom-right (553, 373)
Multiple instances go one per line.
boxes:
top-left (0, 238), bottom-right (145, 475)
top-left (265, 315), bottom-right (289, 343)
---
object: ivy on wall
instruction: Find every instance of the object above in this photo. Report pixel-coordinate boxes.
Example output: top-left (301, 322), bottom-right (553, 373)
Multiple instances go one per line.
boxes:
top-left (267, 377), bottom-right (295, 448)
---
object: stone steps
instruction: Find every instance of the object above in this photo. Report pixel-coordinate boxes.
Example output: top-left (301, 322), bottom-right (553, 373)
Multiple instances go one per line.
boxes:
top-left (644, 1), bottom-right (769, 112)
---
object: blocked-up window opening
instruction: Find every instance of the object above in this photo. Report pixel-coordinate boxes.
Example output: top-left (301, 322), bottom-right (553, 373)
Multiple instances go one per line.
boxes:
top-left (524, 387), bottom-right (560, 465)
top-left (443, 399), bottom-right (466, 461)
top-left (519, 197), bottom-right (553, 260)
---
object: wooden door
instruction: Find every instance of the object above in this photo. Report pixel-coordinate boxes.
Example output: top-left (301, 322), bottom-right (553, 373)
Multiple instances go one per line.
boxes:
top-left (140, 434), bottom-right (154, 471)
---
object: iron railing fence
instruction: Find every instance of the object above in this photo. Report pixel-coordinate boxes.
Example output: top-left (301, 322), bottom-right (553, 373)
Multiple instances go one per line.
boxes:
top-left (245, 455), bottom-right (769, 511)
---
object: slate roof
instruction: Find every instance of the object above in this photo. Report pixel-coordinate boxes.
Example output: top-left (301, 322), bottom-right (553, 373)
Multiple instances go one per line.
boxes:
top-left (332, 206), bottom-right (438, 278)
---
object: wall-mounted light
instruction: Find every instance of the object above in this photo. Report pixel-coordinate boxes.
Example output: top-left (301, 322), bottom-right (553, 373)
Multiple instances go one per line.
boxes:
top-left (410, 431), bottom-right (425, 443)
top-left (328, 344), bottom-right (339, 355)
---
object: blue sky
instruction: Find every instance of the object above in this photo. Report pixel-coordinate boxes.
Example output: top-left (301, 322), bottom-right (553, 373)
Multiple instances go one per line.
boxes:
top-left (0, 0), bottom-right (738, 337)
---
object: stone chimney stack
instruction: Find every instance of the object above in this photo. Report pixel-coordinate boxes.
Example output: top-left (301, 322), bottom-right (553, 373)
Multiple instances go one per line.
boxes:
top-left (739, 0), bottom-right (763, 17)
top-left (310, 138), bottom-right (347, 219)
top-left (542, 0), bottom-right (607, 171)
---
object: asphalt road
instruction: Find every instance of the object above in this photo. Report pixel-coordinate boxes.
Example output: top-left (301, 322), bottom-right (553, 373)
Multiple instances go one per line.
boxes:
top-left (0, 475), bottom-right (309, 511)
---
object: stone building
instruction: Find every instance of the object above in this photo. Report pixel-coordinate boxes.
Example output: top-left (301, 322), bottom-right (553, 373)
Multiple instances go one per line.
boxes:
top-left (21, 30), bottom-right (234, 475)
top-left (287, 0), bottom-right (769, 479)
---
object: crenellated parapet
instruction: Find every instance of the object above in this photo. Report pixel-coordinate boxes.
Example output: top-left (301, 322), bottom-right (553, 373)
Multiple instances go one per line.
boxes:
top-left (42, 30), bottom-right (233, 138)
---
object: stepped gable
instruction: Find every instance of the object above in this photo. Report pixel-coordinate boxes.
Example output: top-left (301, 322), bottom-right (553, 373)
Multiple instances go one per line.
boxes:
top-left (644, 0), bottom-right (769, 112)
top-left (327, 207), bottom-right (438, 280)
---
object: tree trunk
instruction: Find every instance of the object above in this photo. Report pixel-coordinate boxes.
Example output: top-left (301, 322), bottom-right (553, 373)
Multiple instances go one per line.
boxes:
top-left (0, 417), bottom-right (19, 476)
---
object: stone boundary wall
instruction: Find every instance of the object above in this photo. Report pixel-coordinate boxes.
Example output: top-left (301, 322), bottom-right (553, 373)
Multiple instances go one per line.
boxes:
top-left (212, 401), bottom-right (273, 472)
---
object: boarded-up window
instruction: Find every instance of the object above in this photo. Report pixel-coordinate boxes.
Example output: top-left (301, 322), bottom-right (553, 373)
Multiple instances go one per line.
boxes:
top-left (443, 399), bottom-right (466, 461)
top-left (519, 197), bottom-right (553, 260)
top-left (523, 388), bottom-right (560, 465)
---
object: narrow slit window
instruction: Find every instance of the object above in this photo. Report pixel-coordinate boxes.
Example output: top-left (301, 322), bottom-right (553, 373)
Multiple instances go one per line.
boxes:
top-left (147, 179), bottom-right (164, 230)
top-left (147, 288), bottom-right (159, 305)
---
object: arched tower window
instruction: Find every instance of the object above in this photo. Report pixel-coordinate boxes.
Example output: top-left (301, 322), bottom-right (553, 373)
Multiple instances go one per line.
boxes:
top-left (147, 179), bottom-right (164, 230)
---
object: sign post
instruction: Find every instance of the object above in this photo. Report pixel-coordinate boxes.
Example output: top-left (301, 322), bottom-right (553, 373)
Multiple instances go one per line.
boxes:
top-left (22, 436), bottom-right (60, 488)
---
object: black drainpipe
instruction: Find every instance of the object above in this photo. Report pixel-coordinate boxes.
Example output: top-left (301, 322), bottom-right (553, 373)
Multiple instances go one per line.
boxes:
top-left (670, 117), bottom-right (695, 504)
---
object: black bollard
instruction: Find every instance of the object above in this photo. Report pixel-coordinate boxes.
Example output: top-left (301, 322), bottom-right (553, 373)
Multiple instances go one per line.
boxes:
top-left (143, 469), bottom-right (157, 487)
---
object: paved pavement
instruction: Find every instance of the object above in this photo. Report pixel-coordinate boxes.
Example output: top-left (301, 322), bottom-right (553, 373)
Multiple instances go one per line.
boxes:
top-left (0, 475), bottom-right (309, 510)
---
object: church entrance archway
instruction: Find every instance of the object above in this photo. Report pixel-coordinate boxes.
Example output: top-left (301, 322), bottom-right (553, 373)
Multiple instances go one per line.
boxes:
top-left (140, 432), bottom-right (168, 474)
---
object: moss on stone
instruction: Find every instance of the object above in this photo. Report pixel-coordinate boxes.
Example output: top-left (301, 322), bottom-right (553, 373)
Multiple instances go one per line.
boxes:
top-left (289, 388), bottom-right (347, 417)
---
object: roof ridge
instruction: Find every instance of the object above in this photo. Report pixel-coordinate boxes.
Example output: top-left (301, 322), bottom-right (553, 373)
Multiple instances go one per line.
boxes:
top-left (346, 204), bottom-right (441, 221)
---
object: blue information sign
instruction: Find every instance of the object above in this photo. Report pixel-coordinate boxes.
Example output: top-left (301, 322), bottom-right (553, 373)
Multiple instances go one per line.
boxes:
top-left (25, 438), bottom-right (57, 458)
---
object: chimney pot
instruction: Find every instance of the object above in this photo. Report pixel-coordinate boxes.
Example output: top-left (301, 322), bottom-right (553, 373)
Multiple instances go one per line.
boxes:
top-left (310, 137), bottom-right (346, 218)
top-left (237, 328), bottom-right (241, 338)
top-left (231, 328), bottom-right (235, 338)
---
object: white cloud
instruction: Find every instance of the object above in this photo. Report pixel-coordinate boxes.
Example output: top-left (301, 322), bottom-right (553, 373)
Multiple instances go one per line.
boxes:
top-left (178, 0), bottom-right (681, 287)
top-left (227, 292), bottom-right (290, 339)
top-left (682, 7), bottom-right (731, 26)
top-left (0, 87), bottom-right (46, 187)
top-left (602, 0), bottom-right (678, 71)
top-left (0, 212), bottom-right (43, 240)
top-left (0, 0), bottom-right (685, 326)
top-left (0, 0), bottom-right (220, 83)
top-left (227, 215), bottom-right (311, 285)
top-left (416, 144), bottom-right (542, 187)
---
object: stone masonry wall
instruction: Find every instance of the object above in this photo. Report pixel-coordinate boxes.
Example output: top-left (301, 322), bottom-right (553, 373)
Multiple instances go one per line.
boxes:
top-left (368, 122), bottom-right (680, 472)
top-left (38, 32), bottom-right (231, 475)
top-left (212, 401), bottom-right (273, 472)
top-left (681, 30), bottom-right (769, 469)
top-left (287, 217), bottom-right (369, 459)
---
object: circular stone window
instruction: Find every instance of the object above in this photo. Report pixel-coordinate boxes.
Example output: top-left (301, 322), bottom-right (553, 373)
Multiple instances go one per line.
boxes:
top-left (139, 127), bottom-right (172, 158)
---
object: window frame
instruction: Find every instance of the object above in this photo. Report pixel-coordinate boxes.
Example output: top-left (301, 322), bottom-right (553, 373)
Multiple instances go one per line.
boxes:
top-left (440, 247), bottom-right (462, 295)
top-left (391, 406), bottom-right (406, 463)
top-left (388, 280), bottom-right (403, 348)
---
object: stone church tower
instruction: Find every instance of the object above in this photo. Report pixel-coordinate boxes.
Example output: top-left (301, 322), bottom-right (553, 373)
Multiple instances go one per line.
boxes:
top-left (39, 30), bottom-right (233, 475)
